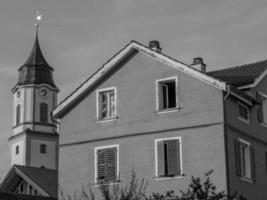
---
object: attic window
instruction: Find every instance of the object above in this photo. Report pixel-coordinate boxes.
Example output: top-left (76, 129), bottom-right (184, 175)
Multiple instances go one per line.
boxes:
top-left (156, 77), bottom-right (178, 111)
top-left (97, 87), bottom-right (117, 121)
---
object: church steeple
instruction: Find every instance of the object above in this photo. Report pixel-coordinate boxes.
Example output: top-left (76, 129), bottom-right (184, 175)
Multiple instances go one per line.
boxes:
top-left (13, 33), bottom-right (57, 91)
top-left (10, 27), bottom-right (59, 170)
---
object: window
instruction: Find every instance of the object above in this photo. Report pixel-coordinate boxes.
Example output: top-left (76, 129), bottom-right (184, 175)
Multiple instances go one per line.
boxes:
top-left (95, 145), bottom-right (118, 183)
top-left (155, 137), bottom-right (181, 178)
top-left (97, 88), bottom-right (117, 120)
top-left (156, 77), bottom-right (178, 111)
top-left (16, 104), bottom-right (21, 125)
top-left (40, 103), bottom-right (48, 123)
top-left (235, 139), bottom-right (256, 180)
top-left (256, 92), bottom-right (267, 124)
top-left (237, 102), bottom-right (249, 123)
top-left (15, 146), bottom-right (19, 155)
top-left (40, 144), bottom-right (47, 154)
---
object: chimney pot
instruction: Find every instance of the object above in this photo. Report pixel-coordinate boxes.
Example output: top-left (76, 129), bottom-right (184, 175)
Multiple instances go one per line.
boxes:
top-left (191, 57), bottom-right (206, 72)
top-left (149, 40), bottom-right (161, 53)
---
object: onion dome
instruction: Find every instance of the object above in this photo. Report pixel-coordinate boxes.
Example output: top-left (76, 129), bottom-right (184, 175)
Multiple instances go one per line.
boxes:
top-left (13, 33), bottom-right (57, 91)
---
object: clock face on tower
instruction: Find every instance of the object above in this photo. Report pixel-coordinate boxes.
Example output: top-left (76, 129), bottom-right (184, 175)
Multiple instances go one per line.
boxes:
top-left (39, 88), bottom-right (49, 99)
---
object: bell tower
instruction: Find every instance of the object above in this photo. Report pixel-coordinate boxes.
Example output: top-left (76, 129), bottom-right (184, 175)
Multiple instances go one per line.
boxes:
top-left (9, 29), bottom-right (59, 170)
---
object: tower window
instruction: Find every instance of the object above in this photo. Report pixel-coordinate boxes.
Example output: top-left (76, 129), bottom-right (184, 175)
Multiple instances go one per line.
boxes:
top-left (40, 144), bottom-right (47, 154)
top-left (15, 146), bottom-right (19, 155)
top-left (16, 104), bottom-right (21, 125)
top-left (40, 103), bottom-right (48, 123)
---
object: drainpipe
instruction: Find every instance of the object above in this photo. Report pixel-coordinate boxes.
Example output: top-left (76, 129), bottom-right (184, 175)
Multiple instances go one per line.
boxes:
top-left (224, 85), bottom-right (231, 100)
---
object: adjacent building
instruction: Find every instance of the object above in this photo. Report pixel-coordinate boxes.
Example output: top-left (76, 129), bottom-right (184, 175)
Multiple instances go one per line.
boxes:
top-left (53, 40), bottom-right (267, 199)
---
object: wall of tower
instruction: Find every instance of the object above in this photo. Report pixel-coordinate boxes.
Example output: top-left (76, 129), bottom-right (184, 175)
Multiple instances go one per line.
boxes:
top-left (10, 136), bottom-right (26, 166)
top-left (30, 139), bottom-right (57, 169)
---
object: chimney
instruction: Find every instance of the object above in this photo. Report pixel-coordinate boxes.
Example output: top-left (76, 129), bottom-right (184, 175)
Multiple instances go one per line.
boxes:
top-left (149, 40), bottom-right (161, 53)
top-left (191, 57), bottom-right (206, 72)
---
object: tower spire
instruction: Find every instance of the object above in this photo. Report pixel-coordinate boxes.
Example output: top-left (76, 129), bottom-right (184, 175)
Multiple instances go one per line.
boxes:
top-left (35, 11), bottom-right (42, 36)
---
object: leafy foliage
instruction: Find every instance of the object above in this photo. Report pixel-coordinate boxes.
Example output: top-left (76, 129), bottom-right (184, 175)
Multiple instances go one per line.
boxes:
top-left (59, 170), bottom-right (246, 200)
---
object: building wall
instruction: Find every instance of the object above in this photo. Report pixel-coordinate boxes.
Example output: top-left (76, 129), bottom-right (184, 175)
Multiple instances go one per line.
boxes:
top-left (30, 139), bottom-right (57, 169)
top-left (11, 138), bottom-right (25, 166)
top-left (58, 52), bottom-right (226, 197)
top-left (224, 76), bottom-right (267, 200)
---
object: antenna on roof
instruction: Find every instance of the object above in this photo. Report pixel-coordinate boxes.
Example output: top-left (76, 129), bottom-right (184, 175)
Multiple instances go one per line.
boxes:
top-left (34, 11), bottom-right (42, 34)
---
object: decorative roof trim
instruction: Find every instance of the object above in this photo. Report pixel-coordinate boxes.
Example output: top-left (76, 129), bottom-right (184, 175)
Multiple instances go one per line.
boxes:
top-left (15, 167), bottom-right (49, 197)
top-left (238, 69), bottom-right (267, 89)
top-left (53, 41), bottom-right (226, 118)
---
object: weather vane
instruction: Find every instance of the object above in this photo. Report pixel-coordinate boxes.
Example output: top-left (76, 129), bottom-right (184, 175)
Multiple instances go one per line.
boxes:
top-left (35, 11), bottom-right (43, 32)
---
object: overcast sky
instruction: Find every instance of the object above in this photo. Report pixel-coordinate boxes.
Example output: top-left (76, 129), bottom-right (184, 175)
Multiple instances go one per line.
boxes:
top-left (0, 0), bottom-right (267, 178)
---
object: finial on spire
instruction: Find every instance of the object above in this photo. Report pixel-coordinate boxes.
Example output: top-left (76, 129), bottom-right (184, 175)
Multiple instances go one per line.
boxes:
top-left (35, 11), bottom-right (42, 34)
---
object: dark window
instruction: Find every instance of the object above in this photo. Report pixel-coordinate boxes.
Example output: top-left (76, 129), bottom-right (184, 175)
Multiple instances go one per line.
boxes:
top-left (40, 103), bottom-right (48, 123)
top-left (234, 139), bottom-right (256, 180)
top-left (158, 79), bottom-right (177, 110)
top-left (237, 103), bottom-right (249, 122)
top-left (96, 147), bottom-right (117, 182)
top-left (40, 144), bottom-right (47, 154)
top-left (15, 146), bottom-right (19, 155)
top-left (157, 139), bottom-right (181, 177)
top-left (16, 104), bottom-right (21, 125)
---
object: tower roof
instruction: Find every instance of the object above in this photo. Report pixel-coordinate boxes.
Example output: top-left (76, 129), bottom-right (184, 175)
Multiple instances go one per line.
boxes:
top-left (13, 33), bottom-right (58, 91)
top-left (24, 33), bottom-right (49, 66)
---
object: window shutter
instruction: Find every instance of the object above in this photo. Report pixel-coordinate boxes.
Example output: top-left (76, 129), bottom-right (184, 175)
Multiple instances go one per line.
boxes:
top-left (256, 92), bottom-right (263, 122)
top-left (167, 139), bottom-right (180, 176)
top-left (106, 147), bottom-right (117, 182)
top-left (157, 140), bottom-right (165, 177)
top-left (97, 150), bottom-right (106, 181)
top-left (250, 147), bottom-right (256, 181)
top-left (234, 140), bottom-right (242, 176)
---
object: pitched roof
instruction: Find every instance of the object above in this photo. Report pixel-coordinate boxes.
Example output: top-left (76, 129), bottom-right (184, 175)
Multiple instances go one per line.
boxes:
top-left (53, 40), bottom-right (226, 118)
top-left (0, 165), bottom-right (58, 198)
top-left (13, 33), bottom-right (58, 91)
top-left (207, 59), bottom-right (267, 87)
top-left (0, 191), bottom-right (57, 200)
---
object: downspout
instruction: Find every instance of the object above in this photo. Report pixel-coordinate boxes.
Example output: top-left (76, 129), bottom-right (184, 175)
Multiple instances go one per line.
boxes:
top-left (223, 84), bottom-right (231, 196)
top-left (224, 85), bottom-right (231, 100)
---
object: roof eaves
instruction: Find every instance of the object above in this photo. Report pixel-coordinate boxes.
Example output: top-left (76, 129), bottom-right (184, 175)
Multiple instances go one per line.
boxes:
top-left (14, 166), bottom-right (50, 197)
top-left (238, 68), bottom-right (267, 89)
top-left (53, 41), bottom-right (226, 118)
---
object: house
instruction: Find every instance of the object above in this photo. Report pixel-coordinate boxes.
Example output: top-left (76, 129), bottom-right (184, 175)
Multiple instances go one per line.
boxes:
top-left (0, 29), bottom-right (59, 199)
top-left (53, 40), bottom-right (267, 199)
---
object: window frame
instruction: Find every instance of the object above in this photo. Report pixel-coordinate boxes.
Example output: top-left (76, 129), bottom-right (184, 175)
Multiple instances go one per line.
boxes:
top-left (156, 76), bottom-right (179, 113)
top-left (238, 139), bottom-right (252, 179)
top-left (40, 144), bottom-right (47, 154)
top-left (154, 136), bottom-right (183, 180)
top-left (94, 144), bottom-right (119, 184)
top-left (260, 93), bottom-right (267, 125)
top-left (96, 87), bottom-right (117, 121)
top-left (237, 102), bottom-right (250, 123)
top-left (40, 103), bottom-right (48, 123)
top-left (15, 145), bottom-right (19, 155)
top-left (16, 104), bottom-right (21, 125)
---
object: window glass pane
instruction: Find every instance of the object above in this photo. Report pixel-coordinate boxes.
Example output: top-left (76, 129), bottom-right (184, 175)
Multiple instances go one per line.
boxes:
top-left (238, 104), bottom-right (249, 120)
top-left (99, 90), bottom-right (116, 119)
top-left (158, 79), bottom-right (176, 110)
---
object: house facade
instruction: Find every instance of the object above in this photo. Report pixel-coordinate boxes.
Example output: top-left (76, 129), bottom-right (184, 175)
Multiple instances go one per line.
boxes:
top-left (53, 41), bottom-right (267, 199)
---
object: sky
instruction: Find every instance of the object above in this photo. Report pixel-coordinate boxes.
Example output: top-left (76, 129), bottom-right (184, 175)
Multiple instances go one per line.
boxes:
top-left (0, 0), bottom-right (267, 178)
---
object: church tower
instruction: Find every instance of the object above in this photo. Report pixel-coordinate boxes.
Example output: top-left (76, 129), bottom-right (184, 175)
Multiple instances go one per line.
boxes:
top-left (9, 30), bottom-right (59, 170)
